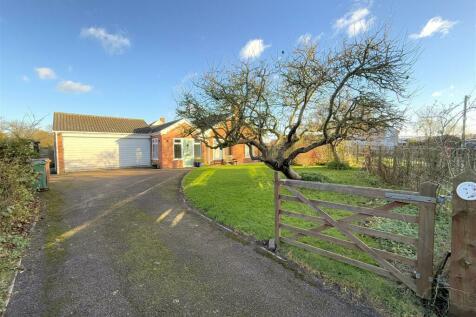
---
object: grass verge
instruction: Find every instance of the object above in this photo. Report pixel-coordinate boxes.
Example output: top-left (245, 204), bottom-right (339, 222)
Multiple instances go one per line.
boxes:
top-left (183, 163), bottom-right (432, 316)
top-left (0, 200), bottom-right (40, 313)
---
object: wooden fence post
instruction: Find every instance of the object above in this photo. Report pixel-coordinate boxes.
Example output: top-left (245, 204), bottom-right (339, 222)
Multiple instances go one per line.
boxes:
top-left (449, 169), bottom-right (476, 316)
top-left (416, 182), bottom-right (438, 299)
top-left (274, 171), bottom-right (281, 250)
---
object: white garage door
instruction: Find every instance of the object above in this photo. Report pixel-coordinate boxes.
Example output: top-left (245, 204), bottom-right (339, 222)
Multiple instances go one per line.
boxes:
top-left (63, 133), bottom-right (151, 172)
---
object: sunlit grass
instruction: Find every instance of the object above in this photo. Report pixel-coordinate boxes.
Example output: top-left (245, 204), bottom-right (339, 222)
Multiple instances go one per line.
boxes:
top-left (183, 163), bottom-right (427, 316)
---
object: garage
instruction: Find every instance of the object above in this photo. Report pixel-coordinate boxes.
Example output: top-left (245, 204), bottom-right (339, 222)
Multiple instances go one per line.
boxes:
top-left (62, 133), bottom-right (151, 172)
top-left (53, 112), bottom-right (152, 174)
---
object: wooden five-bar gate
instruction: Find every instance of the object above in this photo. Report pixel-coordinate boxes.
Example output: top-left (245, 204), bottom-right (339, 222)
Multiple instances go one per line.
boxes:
top-left (273, 171), bottom-right (438, 299)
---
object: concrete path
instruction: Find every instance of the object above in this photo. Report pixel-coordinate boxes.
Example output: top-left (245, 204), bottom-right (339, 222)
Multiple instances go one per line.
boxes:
top-left (6, 169), bottom-right (377, 316)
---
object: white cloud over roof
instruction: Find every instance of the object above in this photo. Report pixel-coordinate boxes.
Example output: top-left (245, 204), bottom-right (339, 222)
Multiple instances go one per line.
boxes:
top-left (410, 17), bottom-right (457, 39)
top-left (240, 39), bottom-right (270, 60)
top-left (81, 27), bottom-right (131, 54)
top-left (334, 8), bottom-right (375, 37)
top-left (35, 67), bottom-right (56, 80)
top-left (57, 80), bottom-right (93, 93)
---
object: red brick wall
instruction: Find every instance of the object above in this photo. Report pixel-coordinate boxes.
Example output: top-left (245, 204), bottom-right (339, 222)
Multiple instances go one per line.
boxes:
top-left (203, 134), bottom-right (257, 164)
top-left (157, 122), bottom-right (258, 168)
top-left (291, 144), bottom-right (331, 166)
top-left (157, 123), bottom-right (193, 169)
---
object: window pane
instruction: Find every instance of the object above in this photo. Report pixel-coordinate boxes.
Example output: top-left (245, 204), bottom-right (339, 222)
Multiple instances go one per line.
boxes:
top-left (194, 143), bottom-right (201, 159)
top-left (174, 143), bottom-right (182, 159)
top-left (213, 147), bottom-right (222, 160)
top-left (152, 140), bottom-right (158, 160)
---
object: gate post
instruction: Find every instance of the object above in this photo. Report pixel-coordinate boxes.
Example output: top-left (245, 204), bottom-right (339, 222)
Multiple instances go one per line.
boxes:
top-left (416, 182), bottom-right (438, 299)
top-left (449, 169), bottom-right (476, 316)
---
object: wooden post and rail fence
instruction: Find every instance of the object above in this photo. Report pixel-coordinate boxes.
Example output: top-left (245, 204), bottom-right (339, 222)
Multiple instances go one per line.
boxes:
top-left (449, 169), bottom-right (476, 316)
top-left (273, 169), bottom-right (476, 315)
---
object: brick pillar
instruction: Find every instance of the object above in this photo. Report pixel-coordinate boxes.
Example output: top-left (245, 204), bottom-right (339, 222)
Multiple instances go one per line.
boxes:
top-left (56, 133), bottom-right (65, 174)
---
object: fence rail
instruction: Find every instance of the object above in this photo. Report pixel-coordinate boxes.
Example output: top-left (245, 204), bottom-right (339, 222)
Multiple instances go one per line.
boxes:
top-left (361, 145), bottom-right (476, 191)
top-left (274, 171), bottom-right (438, 299)
top-left (294, 142), bottom-right (476, 191)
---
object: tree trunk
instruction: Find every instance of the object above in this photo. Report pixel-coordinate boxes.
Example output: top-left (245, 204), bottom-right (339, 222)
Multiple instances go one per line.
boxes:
top-left (264, 160), bottom-right (302, 179)
top-left (330, 142), bottom-right (341, 163)
top-left (281, 163), bottom-right (302, 180)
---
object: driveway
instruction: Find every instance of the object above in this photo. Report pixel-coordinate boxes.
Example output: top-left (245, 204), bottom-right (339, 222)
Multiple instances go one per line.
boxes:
top-left (6, 169), bottom-right (377, 316)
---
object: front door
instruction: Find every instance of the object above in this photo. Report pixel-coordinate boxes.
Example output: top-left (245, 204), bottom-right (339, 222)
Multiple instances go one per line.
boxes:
top-left (182, 139), bottom-right (194, 167)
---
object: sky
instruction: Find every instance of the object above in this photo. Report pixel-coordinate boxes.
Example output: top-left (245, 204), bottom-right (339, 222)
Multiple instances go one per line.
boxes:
top-left (0, 0), bottom-right (475, 134)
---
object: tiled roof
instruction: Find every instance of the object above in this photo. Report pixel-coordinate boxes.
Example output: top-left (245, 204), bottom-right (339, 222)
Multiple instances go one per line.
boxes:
top-left (53, 112), bottom-right (150, 134)
top-left (149, 119), bottom-right (181, 133)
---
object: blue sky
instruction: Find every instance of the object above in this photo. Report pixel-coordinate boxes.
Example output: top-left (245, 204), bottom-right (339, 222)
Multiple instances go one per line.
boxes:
top-left (0, 0), bottom-right (475, 133)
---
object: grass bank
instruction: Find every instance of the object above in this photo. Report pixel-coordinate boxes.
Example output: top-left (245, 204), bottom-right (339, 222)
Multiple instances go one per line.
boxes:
top-left (183, 163), bottom-right (434, 316)
top-left (0, 206), bottom-right (38, 314)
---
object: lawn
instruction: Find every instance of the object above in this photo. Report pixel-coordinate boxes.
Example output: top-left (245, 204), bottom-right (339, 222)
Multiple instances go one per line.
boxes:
top-left (183, 163), bottom-right (432, 317)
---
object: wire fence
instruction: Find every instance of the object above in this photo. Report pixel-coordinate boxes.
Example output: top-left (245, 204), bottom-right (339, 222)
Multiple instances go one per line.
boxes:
top-left (296, 142), bottom-right (476, 193)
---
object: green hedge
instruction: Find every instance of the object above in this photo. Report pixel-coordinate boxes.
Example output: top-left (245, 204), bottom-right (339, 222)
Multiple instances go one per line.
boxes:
top-left (0, 139), bottom-right (38, 229)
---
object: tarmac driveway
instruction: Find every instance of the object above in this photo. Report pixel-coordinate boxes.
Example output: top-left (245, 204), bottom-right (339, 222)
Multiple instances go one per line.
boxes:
top-left (6, 169), bottom-right (377, 316)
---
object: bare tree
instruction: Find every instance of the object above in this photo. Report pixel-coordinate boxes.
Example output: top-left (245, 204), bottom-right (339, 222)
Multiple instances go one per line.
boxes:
top-left (3, 113), bottom-right (45, 140)
top-left (177, 31), bottom-right (412, 179)
top-left (414, 99), bottom-right (476, 147)
top-left (329, 140), bottom-right (343, 163)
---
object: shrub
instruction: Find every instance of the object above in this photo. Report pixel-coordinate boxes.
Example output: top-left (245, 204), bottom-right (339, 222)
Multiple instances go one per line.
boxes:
top-left (326, 160), bottom-right (351, 170)
top-left (0, 138), bottom-right (38, 162)
top-left (0, 138), bottom-right (38, 234)
top-left (0, 138), bottom-right (40, 313)
top-left (300, 172), bottom-right (331, 183)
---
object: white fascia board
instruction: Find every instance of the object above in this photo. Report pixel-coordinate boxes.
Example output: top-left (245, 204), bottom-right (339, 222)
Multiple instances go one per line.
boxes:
top-left (150, 119), bottom-right (193, 136)
top-left (58, 131), bottom-right (151, 139)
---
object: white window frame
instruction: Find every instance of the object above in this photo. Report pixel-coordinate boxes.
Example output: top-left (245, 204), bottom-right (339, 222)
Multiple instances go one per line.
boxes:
top-left (212, 140), bottom-right (223, 160)
top-left (173, 138), bottom-right (183, 160)
top-left (152, 138), bottom-right (159, 160)
top-left (244, 144), bottom-right (250, 158)
top-left (194, 141), bottom-right (202, 159)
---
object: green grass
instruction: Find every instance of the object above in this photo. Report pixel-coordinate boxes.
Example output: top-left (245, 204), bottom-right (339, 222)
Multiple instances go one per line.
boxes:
top-left (183, 163), bottom-right (428, 316)
top-left (0, 232), bottom-right (30, 313)
top-left (0, 201), bottom-right (41, 314)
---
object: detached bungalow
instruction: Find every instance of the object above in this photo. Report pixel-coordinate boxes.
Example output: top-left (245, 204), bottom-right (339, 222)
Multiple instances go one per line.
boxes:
top-left (53, 112), bottom-right (255, 174)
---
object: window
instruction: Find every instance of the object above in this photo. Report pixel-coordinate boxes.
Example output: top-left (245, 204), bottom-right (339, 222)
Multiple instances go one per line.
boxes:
top-left (152, 138), bottom-right (159, 160)
top-left (244, 144), bottom-right (250, 158)
top-left (244, 144), bottom-right (255, 158)
top-left (212, 140), bottom-right (223, 160)
top-left (173, 139), bottom-right (182, 159)
top-left (194, 141), bottom-right (201, 159)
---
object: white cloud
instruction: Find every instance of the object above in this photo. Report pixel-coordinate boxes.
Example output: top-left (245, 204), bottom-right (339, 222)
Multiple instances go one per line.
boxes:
top-left (80, 27), bottom-right (131, 54)
top-left (57, 80), bottom-right (93, 93)
top-left (21, 75), bottom-right (30, 82)
top-left (35, 67), bottom-right (56, 80)
top-left (410, 17), bottom-right (457, 39)
top-left (297, 33), bottom-right (323, 46)
top-left (240, 39), bottom-right (270, 60)
top-left (431, 85), bottom-right (456, 98)
top-left (334, 8), bottom-right (375, 37)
